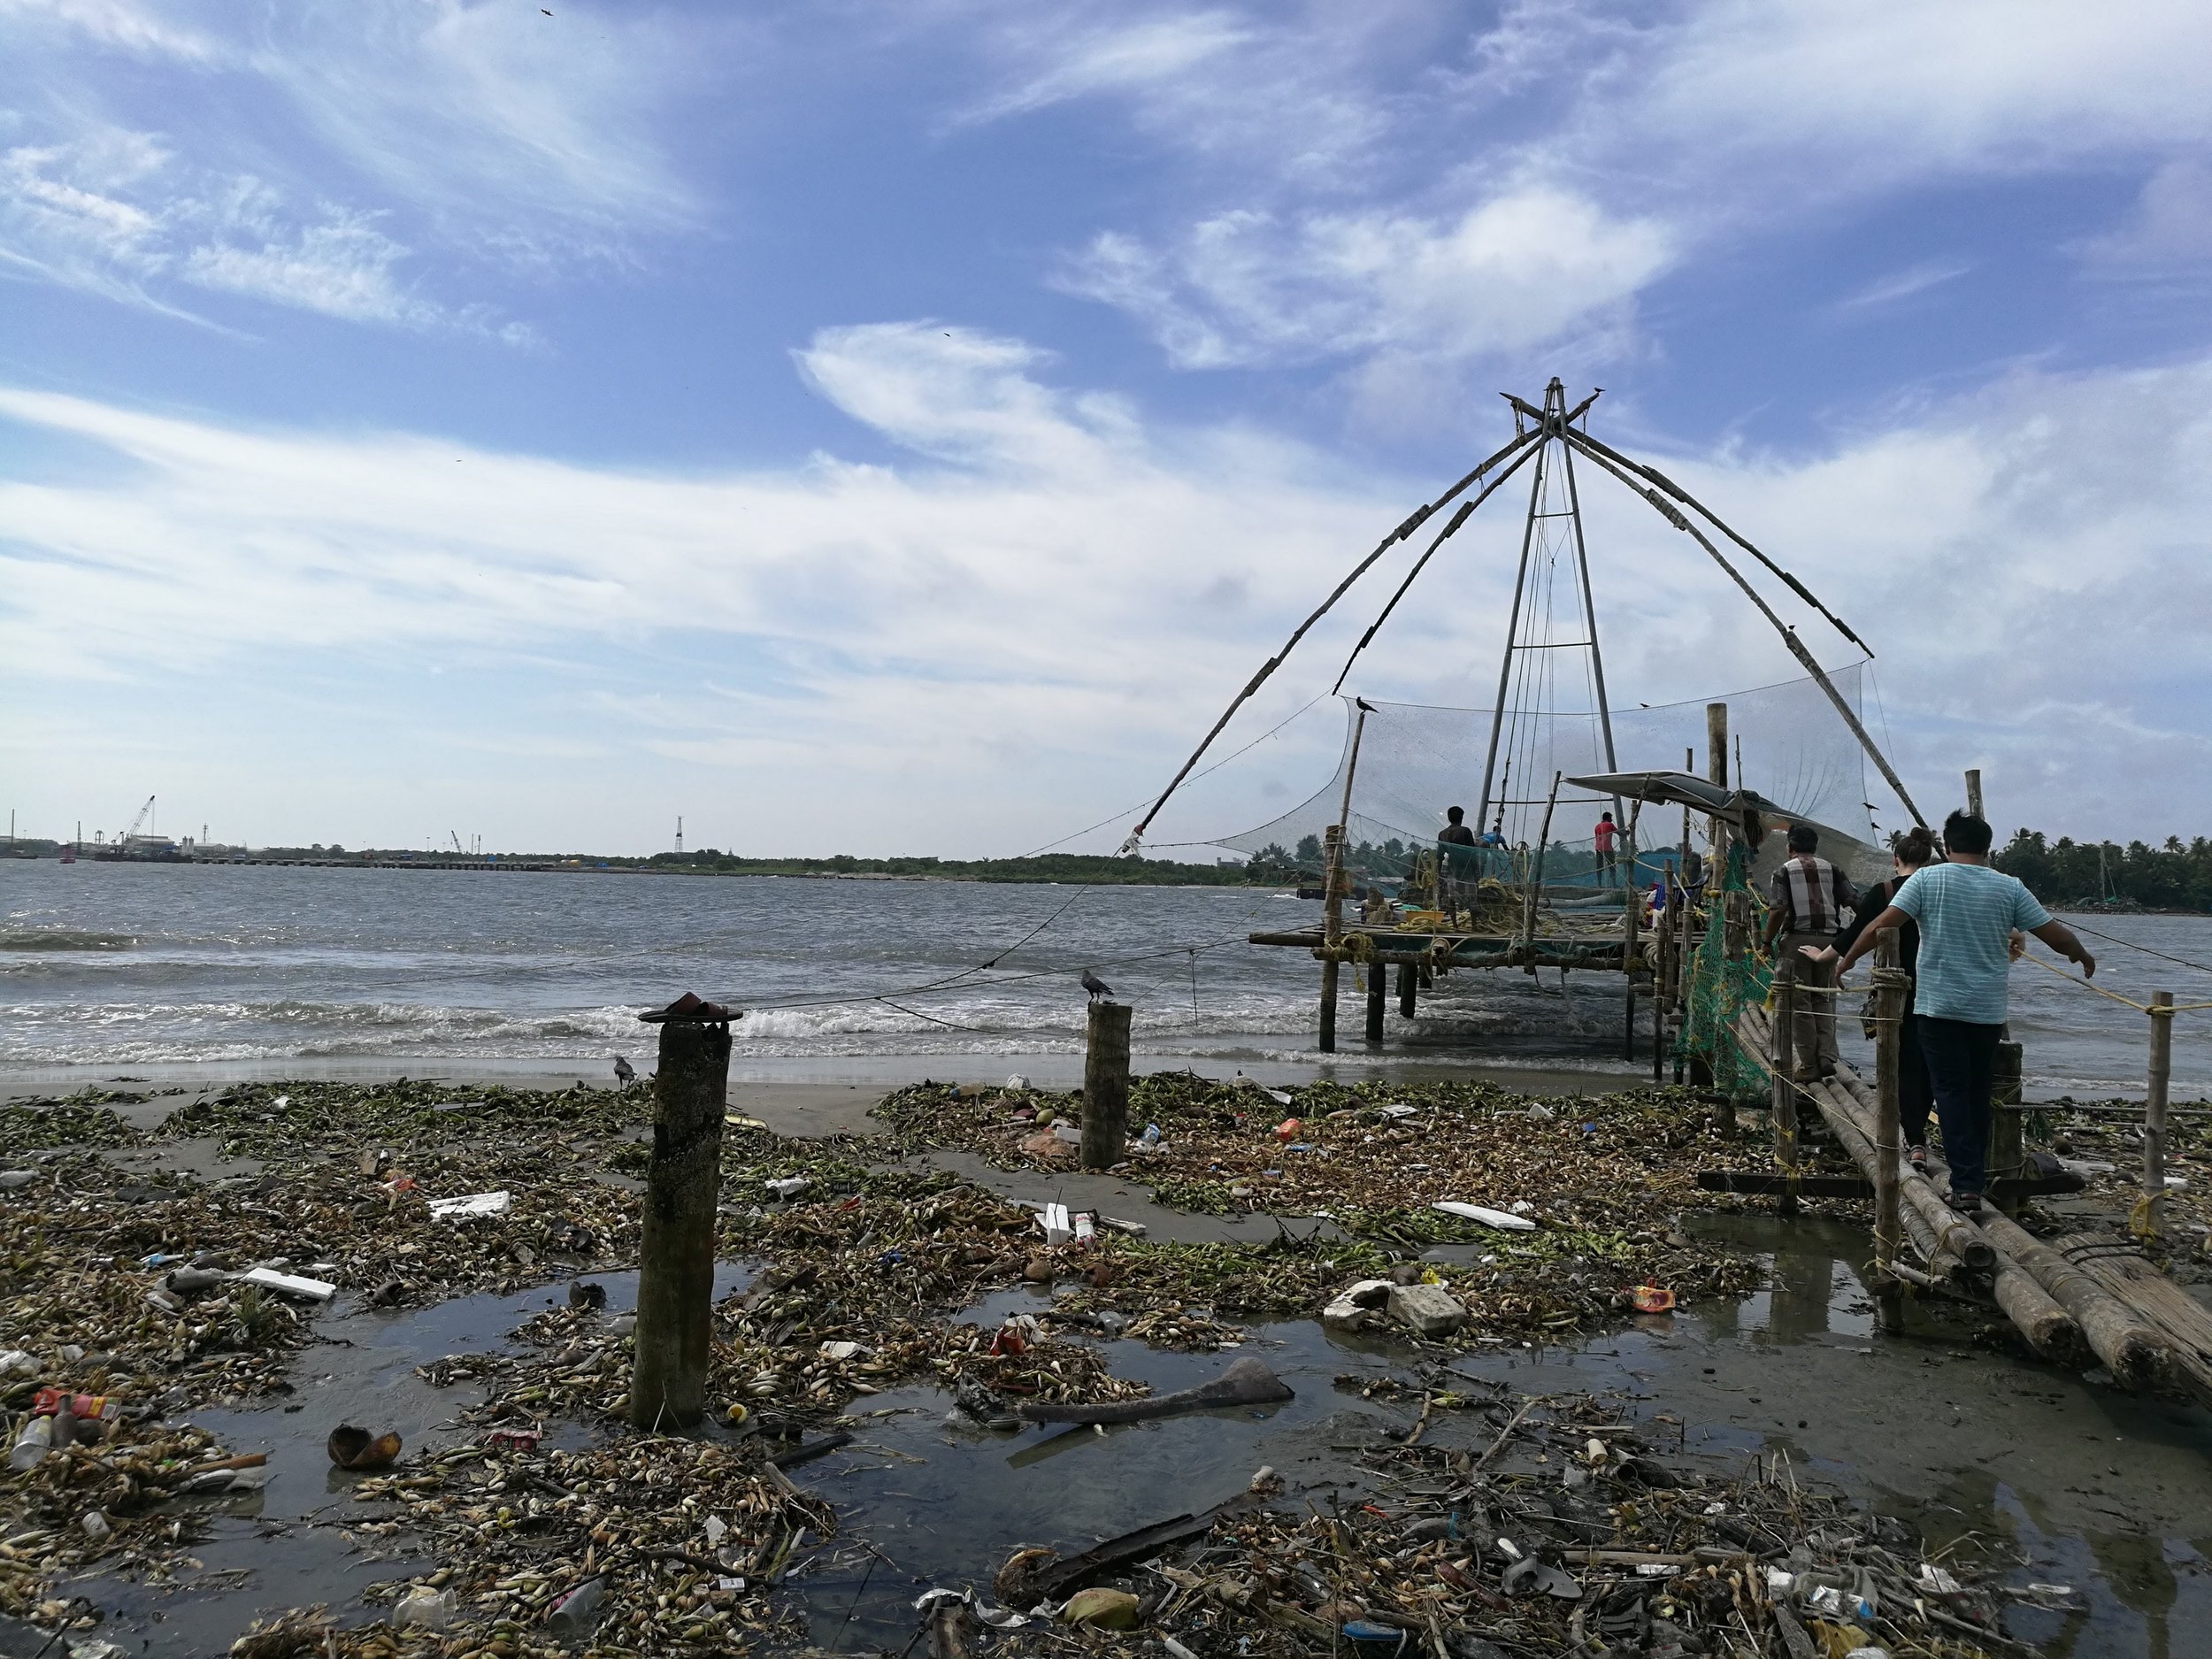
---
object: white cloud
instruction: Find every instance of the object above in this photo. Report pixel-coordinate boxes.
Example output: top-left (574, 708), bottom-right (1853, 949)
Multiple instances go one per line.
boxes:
top-left (3, 330), bottom-right (2210, 848)
top-left (0, 119), bottom-right (534, 334)
top-left (1064, 187), bottom-right (1673, 369)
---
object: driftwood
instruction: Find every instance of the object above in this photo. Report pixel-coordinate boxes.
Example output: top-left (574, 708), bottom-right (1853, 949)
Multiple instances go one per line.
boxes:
top-left (1014, 1356), bottom-right (1293, 1425)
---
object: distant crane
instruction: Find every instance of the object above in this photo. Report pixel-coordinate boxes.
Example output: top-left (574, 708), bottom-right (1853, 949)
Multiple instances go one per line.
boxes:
top-left (118, 795), bottom-right (156, 845)
top-left (449, 831), bottom-right (466, 856)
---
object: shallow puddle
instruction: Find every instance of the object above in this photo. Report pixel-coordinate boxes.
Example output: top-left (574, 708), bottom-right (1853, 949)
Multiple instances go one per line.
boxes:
top-left (39, 1223), bottom-right (2212, 1657)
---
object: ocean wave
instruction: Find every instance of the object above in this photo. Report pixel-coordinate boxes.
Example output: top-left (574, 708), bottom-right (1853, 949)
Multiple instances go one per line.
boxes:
top-left (0, 930), bottom-right (136, 951)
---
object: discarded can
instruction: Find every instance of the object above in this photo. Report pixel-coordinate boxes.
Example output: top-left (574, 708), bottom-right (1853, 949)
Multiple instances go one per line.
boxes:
top-left (1274, 1118), bottom-right (1302, 1141)
top-left (483, 1429), bottom-right (542, 1453)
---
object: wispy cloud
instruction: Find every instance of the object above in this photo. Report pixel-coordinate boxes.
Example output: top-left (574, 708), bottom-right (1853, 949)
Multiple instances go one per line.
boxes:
top-left (1838, 260), bottom-right (1972, 312)
top-left (0, 120), bottom-right (531, 334)
top-left (2075, 159), bottom-right (2212, 277)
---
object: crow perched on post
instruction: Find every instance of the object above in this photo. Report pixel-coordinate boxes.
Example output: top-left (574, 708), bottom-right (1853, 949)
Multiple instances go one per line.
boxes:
top-left (1079, 971), bottom-right (1113, 1002)
top-left (612, 1056), bottom-right (636, 1086)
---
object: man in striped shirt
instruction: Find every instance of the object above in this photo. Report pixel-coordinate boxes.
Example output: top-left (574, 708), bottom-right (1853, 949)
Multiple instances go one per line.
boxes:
top-left (1837, 810), bottom-right (2095, 1213)
top-left (1763, 823), bottom-right (1855, 1079)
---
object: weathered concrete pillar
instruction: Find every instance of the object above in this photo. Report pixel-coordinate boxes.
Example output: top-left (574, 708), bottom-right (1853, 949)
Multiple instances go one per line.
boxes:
top-left (1079, 1000), bottom-right (1132, 1171)
top-left (629, 995), bottom-right (732, 1431)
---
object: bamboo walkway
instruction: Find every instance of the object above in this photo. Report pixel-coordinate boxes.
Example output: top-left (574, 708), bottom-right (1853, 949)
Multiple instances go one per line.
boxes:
top-left (1731, 988), bottom-right (2212, 1409)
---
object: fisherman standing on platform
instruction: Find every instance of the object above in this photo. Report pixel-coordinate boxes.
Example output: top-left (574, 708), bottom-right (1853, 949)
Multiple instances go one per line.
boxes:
top-left (1437, 806), bottom-right (1479, 922)
top-left (1762, 823), bottom-right (1855, 1081)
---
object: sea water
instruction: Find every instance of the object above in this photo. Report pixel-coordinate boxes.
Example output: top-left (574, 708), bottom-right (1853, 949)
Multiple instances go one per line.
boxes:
top-left (2, 861), bottom-right (2207, 1096)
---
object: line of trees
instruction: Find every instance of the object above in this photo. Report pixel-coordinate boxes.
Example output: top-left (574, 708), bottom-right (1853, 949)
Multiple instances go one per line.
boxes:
top-left (1993, 831), bottom-right (2212, 912)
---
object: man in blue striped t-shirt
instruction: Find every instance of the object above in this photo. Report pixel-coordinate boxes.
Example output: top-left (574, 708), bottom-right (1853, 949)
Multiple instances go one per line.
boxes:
top-left (1835, 810), bottom-right (2095, 1213)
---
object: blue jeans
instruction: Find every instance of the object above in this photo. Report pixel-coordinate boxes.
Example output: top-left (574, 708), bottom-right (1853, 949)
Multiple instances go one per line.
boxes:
top-left (1918, 1017), bottom-right (2001, 1195)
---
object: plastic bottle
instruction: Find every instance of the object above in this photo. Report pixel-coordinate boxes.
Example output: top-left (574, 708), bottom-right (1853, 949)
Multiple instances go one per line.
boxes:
top-left (1141, 1124), bottom-right (1162, 1146)
top-left (394, 1587), bottom-right (457, 1631)
top-left (547, 1576), bottom-right (605, 1636)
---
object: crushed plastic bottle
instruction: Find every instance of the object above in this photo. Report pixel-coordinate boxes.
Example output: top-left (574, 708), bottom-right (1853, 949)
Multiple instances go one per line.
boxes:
top-left (394, 1586), bottom-right (457, 1631)
top-left (10, 1415), bottom-right (53, 1471)
top-left (547, 1576), bottom-right (606, 1637)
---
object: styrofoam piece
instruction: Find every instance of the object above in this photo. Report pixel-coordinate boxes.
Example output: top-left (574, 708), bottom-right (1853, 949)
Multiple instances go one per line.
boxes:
top-left (1432, 1201), bottom-right (1537, 1231)
top-left (428, 1190), bottom-right (511, 1219)
top-left (236, 1265), bottom-right (336, 1302)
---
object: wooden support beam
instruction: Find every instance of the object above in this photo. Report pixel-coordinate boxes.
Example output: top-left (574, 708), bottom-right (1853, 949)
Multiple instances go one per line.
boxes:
top-left (1976, 1209), bottom-right (2163, 1389)
top-left (1871, 932), bottom-right (1906, 1333)
top-left (2146, 990), bottom-right (2175, 1240)
top-left (1397, 960), bottom-right (1417, 1018)
top-left (1770, 954), bottom-right (1799, 1217)
top-left (1080, 1000), bottom-right (1133, 1171)
top-left (1365, 956), bottom-right (1386, 1044)
top-left (630, 1007), bottom-right (730, 1431)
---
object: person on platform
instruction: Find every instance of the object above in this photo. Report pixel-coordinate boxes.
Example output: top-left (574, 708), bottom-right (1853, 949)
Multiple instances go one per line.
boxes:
top-left (1594, 810), bottom-right (1619, 887)
top-left (1761, 823), bottom-right (1855, 1081)
top-left (1800, 826), bottom-right (1939, 1170)
top-left (1437, 806), bottom-right (1479, 919)
top-left (1836, 810), bottom-right (2096, 1215)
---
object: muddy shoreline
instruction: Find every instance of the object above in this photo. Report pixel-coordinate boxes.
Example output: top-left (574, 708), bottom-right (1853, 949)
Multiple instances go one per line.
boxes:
top-left (0, 1075), bottom-right (2205, 1656)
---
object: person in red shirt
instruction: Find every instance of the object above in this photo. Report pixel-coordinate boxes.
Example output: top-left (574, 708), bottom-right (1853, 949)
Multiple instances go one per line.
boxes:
top-left (1593, 811), bottom-right (1618, 887)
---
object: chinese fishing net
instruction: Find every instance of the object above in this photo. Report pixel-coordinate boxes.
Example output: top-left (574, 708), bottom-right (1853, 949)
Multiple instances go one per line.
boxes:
top-left (1213, 665), bottom-right (1889, 895)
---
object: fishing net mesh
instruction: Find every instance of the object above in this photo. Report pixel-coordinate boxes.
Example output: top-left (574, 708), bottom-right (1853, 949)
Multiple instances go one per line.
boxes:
top-left (1214, 665), bottom-right (1886, 889)
top-left (1678, 842), bottom-right (1775, 1094)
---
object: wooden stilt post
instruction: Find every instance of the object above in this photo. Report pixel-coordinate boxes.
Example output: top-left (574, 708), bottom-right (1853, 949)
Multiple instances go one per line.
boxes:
top-left (2145, 991), bottom-right (2174, 1239)
top-left (1653, 900), bottom-right (1672, 1082)
top-left (1318, 824), bottom-right (1343, 1053)
top-left (1397, 961), bottom-right (1417, 1018)
top-left (1871, 932), bottom-right (1907, 1333)
top-left (629, 997), bottom-right (732, 1431)
top-left (1364, 952), bottom-right (1386, 1044)
top-left (1080, 999), bottom-right (1132, 1171)
top-left (1964, 768), bottom-right (1984, 820)
top-left (1770, 954), bottom-right (1798, 1217)
top-left (1989, 1037), bottom-right (2024, 1217)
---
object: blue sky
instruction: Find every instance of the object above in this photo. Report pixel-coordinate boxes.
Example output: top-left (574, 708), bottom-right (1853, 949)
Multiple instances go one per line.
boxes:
top-left (4, 0), bottom-right (2210, 856)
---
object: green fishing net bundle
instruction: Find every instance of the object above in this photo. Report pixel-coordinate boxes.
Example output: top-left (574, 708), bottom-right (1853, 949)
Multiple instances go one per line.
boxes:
top-left (1678, 842), bottom-right (1773, 1095)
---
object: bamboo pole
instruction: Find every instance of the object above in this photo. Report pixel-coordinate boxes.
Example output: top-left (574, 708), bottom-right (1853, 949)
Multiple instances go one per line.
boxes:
top-left (1964, 768), bottom-right (1984, 820)
top-left (1365, 950), bottom-right (1386, 1045)
top-left (1974, 1208), bottom-right (2162, 1387)
top-left (1397, 960), bottom-right (1417, 1018)
top-left (1770, 955), bottom-right (1799, 1217)
top-left (2146, 991), bottom-right (2174, 1238)
top-left (1131, 426), bottom-right (1546, 845)
top-left (1562, 429), bottom-right (1926, 828)
top-left (1519, 772), bottom-right (1563, 971)
top-left (1319, 823), bottom-right (1343, 1053)
top-left (1871, 933), bottom-right (1906, 1333)
top-left (1652, 899), bottom-right (1672, 1082)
